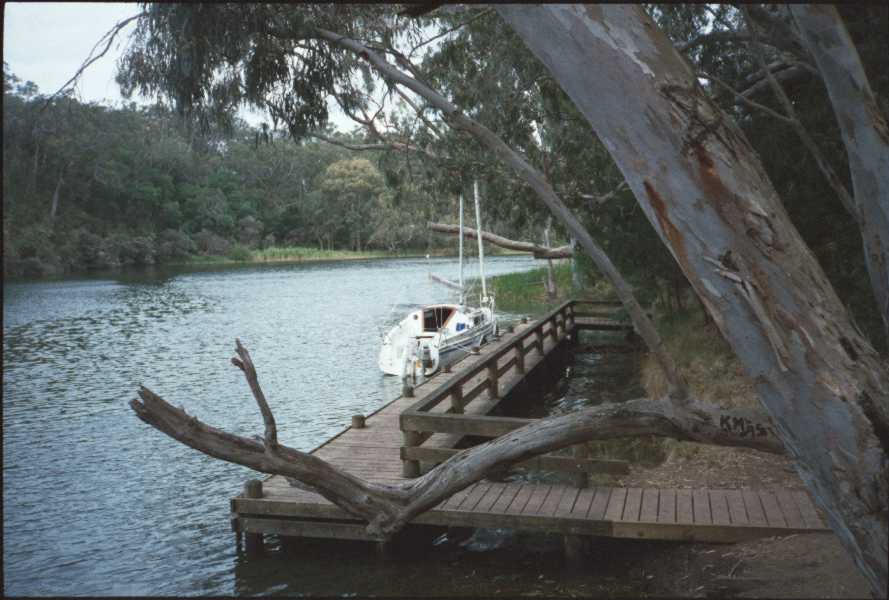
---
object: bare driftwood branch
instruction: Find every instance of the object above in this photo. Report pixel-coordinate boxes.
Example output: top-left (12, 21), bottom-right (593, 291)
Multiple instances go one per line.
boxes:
top-left (428, 222), bottom-right (573, 259)
top-left (231, 339), bottom-right (278, 451)
top-left (131, 341), bottom-right (783, 539)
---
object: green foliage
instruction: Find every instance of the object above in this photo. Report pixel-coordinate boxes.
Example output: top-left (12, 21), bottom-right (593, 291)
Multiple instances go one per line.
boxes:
top-left (227, 244), bottom-right (252, 261)
top-left (2, 67), bottom-right (452, 278)
top-left (489, 263), bottom-right (576, 314)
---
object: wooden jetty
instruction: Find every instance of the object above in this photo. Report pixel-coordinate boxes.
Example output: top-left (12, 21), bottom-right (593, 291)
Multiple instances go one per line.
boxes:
top-left (230, 300), bottom-right (829, 550)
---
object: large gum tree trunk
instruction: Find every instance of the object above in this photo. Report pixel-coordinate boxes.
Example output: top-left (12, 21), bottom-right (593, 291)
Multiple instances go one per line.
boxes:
top-left (496, 5), bottom-right (888, 596)
top-left (789, 5), bottom-right (889, 343)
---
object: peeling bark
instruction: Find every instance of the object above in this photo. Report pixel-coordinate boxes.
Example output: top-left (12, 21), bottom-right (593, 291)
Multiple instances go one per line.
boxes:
top-left (496, 6), bottom-right (888, 595)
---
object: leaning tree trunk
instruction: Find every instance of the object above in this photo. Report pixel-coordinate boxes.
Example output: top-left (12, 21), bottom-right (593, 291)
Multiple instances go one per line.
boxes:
top-left (314, 27), bottom-right (690, 402)
top-left (789, 5), bottom-right (889, 344)
top-left (495, 5), bottom-right (888, 596)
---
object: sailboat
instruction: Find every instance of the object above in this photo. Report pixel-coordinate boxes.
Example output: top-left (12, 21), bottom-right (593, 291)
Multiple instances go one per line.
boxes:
top-left (378, 181), bottom-right (497, 377)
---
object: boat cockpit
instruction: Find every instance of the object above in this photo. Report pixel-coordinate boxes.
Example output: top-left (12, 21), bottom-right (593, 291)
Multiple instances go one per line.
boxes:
top-left (423, 305), bottom-right (456, 332)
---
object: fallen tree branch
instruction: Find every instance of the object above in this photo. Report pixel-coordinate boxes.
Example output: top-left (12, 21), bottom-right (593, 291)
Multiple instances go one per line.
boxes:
top-left (131, 340), bottom-right (783, 539)
top-left (428, 222), bottom-right (573, 258)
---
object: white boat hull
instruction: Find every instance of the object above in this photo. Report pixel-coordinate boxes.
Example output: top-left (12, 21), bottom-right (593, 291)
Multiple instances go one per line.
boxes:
top-left (378, 304), bottom-right (496, 376)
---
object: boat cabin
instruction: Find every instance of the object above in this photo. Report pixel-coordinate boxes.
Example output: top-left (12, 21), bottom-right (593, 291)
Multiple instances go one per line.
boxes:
top-left (423, 305), bottom-right (456, 332)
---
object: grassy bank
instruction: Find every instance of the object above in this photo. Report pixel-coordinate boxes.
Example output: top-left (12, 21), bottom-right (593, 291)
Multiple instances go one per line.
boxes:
top-left (177, 245), bottom-right (391, 266)
top-left (181, 245), bottom-right (528, 267)
top-left (637, 301), bottom-right (760, 463)
top-left (640, 304), bottom-right (757, 410)
top-left (488, 261), bottom-right (615, 315)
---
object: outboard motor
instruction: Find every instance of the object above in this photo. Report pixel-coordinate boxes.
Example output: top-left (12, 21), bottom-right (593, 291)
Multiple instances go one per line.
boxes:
top-left (421, 345), bottom-right (433, 370)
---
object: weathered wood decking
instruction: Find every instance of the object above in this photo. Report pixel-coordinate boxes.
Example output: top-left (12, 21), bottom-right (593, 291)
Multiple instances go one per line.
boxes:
top-left (230, 300), bottom-right (829, 546)
top-left (236, 480), bottom-right (826, 543)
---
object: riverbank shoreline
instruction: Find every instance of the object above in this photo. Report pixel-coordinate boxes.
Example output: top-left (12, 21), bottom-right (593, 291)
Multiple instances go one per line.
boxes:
top-left (3, 246), bottom-right (527, 283)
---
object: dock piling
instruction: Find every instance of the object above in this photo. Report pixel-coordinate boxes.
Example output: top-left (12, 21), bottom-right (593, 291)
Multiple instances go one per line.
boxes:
top-left (243, 479), bottom-right (265, 555)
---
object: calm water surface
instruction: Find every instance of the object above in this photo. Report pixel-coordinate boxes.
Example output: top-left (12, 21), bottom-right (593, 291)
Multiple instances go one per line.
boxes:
top-left (3, 255), bottom-right (643, 596)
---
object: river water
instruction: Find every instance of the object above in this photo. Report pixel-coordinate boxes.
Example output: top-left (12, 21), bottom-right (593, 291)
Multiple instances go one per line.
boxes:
top-left (3, 255), bottom-right (644, 596)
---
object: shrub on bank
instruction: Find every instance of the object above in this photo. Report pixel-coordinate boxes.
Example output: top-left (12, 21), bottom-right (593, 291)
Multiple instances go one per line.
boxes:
top-left (157, 229), bottom-right (196, 261)
top-left (227, 244), bottom-right (252, 261)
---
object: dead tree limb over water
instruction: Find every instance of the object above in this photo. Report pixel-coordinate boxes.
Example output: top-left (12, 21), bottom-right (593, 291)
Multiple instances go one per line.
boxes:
top-left (131, 339), bottom-right (783, 540)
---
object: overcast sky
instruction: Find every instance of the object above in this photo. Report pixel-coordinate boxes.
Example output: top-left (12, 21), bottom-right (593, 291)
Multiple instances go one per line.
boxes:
top-left (3, 2), bottom-right (354, 130)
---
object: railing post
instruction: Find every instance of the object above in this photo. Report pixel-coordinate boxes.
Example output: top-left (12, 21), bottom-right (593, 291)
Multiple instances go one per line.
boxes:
top-left (402, 430), bottom-right (421, 478)
top-left (572, 444), bottom-right (590, 489)
top-left (567, 303), bottom-right (576, 342)
top-left (487, 361), bottom-right (499, 399)
top-left (451, 386), bottom-right (464, 414)
top-left (516, 341), bottom-right (526, 374)
top-left (535, 328), bottom-right (544, 354)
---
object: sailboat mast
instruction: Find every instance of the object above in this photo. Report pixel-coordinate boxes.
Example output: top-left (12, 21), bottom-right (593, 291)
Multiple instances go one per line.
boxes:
top-left (458, 194), bottom-right (465, 304)
top-left (474, 180), bottom-right (487, 301)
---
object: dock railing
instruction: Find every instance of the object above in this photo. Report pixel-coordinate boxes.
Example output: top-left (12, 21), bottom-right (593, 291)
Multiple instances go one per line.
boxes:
top-left (399, 299), bottom-right (631, 480)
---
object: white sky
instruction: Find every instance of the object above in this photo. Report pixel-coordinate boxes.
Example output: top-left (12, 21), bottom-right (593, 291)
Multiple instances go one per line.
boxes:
top-left (2, 2), bottom-right (355, 131)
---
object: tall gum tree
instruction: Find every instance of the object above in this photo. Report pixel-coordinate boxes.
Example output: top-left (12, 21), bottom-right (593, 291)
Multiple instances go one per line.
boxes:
top-left (495, 5), bottom-right (888, 596)
top-left (789, 5), bottom-right (889, 343)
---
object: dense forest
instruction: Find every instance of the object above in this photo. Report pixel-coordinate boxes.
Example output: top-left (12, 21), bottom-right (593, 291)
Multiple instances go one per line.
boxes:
top-left (4, 66), bottom-right (560, 278)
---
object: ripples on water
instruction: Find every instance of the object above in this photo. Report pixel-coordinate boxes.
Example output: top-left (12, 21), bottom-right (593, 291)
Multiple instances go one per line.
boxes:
top-left (4, 256), bottom-right (558, 596)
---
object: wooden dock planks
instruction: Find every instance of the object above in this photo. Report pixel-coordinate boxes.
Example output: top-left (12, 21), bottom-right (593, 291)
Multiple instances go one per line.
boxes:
top-left (235, 482), bottom-right (829, 543)
top-left (231, 305), bottom-right (829, 545)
